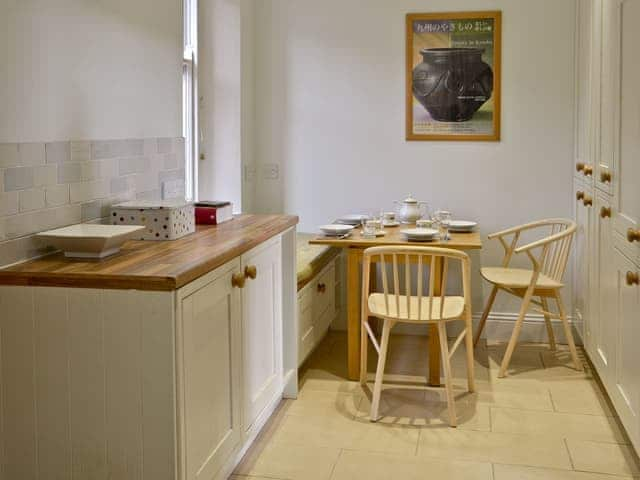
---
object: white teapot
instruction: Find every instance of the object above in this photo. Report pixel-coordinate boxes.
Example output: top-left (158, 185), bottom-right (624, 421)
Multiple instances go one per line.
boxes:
top-left (394, 195), bottom-right (428, 224)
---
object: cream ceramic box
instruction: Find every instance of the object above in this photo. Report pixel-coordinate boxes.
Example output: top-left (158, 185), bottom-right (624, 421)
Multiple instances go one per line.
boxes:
top-left (111, 200), bottom-right (195, 240)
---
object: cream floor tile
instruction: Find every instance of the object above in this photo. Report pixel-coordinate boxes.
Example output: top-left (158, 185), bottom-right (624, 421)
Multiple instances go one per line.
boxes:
top-left (491, 407), bottom-right (628, 443)
top-left (493, 463), bottom-right (635, 480)
top-left (283, 390), bottom-right (363, 419)
top-left (234, 442), bottom-right (341, 480)
top-left (270, 412), bottom-right (420, 454)
top-left (356, 387), bottom-right (491, 430)
top-left (417, 428), bottom-right (572, 470)
top-left (231, 476), bottom-right (285, 479)
top-left (421, 384), bottom-right (555, 412)
top-left (549, 380), bottom-right (615, 416)
top-left (299, 371), bottom-right (367, 396)
top-left (330, 449), bottom-right (492, 480)
top-left (566, 439), bottom-right (640, 477)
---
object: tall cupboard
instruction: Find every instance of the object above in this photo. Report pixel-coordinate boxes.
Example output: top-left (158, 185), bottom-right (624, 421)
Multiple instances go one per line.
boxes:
top-left (574, 0), bottom-right (640, 454)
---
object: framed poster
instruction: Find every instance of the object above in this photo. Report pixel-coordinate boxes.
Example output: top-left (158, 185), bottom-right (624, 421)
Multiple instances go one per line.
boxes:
top-left (406, 11), bottom-right (501, 141)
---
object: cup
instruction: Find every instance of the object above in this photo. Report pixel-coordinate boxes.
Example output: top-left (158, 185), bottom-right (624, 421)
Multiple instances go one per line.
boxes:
top-left (363, 219), bottom-right (380, 238)
top-left (383, 212), bottom-right (396, 224)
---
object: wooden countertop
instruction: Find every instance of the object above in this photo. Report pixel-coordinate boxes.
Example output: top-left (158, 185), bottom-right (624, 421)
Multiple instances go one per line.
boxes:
top-left (0, 214), bottom-right (298, 291)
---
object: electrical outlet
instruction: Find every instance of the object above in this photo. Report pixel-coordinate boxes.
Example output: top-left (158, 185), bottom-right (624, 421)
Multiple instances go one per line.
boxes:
top-left (162, 179), bottom-right (185, 200)
top-left (262, 163), bottom-right (279, 180)
top-left (244, 165), bottom-right (256, 182)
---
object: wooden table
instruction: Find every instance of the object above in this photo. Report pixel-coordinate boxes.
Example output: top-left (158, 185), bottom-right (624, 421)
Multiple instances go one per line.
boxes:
top-left (310, 227), bottom-right (482, 384)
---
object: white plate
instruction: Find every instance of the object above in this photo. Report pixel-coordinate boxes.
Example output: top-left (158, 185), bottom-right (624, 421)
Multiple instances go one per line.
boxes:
top-left (382, 221), bottom-right (400, 228)
top-left (319, 224), bottom-right (355, 236)
top-left (400, 228), bottom-right (439, 241)
top-left (449, 220), bottom-right (477, 230)
top-left (37, 224), bottom-right (145, 259)
top-left (337, 214), bottom-right (369, 225)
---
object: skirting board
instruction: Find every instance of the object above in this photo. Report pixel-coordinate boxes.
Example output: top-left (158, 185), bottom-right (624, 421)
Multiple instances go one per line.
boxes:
top-left (332, 312), bottom-right (584, 346)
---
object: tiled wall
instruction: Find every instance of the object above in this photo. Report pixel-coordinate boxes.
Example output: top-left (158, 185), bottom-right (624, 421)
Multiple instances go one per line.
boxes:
top-left (0, 137), bottom-right (185, 267)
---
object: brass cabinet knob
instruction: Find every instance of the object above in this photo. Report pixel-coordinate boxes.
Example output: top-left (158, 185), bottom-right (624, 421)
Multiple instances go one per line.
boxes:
top-left (576, 191), bottom-right (585, 201)
top-left (582, 195), bottom-right (593, 207)
top-left (583, 164), bottom-right (593, 176)
top-left (600, 207), bottom-right (612, 219)
top-left (576, 162), bottom-right (585, 173)
top-left (627, 228), bottom-right (640, 243)
top-left (244, 265), bottom-right (257, 280)
top-left (231, 272), bottom-right (246, 289)
top-left (600, 171), bottom-right (612, 183)
top-left (626, 271), bottom-right (639, 286)
top-left (317, 283), bottom-right (326, 293)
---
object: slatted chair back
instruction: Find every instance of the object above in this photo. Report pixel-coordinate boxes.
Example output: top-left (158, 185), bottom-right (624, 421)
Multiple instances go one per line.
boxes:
top-left (361, 246), bottom-right (471, 322)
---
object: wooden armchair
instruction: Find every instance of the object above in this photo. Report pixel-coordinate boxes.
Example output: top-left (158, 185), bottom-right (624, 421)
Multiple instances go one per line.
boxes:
top-left (473, 219), bottom-right (582, 377)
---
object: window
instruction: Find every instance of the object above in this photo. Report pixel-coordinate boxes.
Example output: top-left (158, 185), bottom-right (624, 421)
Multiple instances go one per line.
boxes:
top-left (183, 0), bottom-right (198, 201)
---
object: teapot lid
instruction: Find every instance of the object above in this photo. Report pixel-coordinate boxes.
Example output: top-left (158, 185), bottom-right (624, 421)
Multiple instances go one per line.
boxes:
top-left (403, 195), bottom-right (418, 204)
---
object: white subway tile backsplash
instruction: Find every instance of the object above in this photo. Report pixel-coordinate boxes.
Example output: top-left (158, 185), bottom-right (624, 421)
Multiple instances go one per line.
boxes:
top-left (45, 184), bottom-right (69, 207)
top-left (33, 165), bottom-right (58, 187)
top-left (0, 192), bottom-right (19, 216)
top-left (18, 188), bottom-right (46, 212)
top-left (45, 142), bottom-right (71, 164)
top-left (58, 163), bottom-right (82, 184)
top-left (4, 167), bottom-right (34, 191)
top-left (0, 136), bottom-right (185, 266)
top-left (18, 143), bottom-right (46, 166)
top-left (69, 179), bottom-right (109, 203)
top-left (0, 144), bottom-right (19, 168)
top-left (70, 141), bottom-right (91, 162)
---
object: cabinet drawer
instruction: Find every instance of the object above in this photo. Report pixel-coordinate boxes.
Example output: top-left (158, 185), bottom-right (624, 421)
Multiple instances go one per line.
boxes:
top-left (298, 289), bottom-right (315, 364)
top-left (312, 262), bottom-right (336, 321)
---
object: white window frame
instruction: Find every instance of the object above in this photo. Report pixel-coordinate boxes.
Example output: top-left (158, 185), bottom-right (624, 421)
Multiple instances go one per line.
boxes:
top-left (183, 0), bottom-right (198, 201)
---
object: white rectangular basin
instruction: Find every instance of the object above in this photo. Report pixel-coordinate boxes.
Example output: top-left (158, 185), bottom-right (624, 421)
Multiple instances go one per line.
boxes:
top-left (37, 224), bottom-right (146, 259)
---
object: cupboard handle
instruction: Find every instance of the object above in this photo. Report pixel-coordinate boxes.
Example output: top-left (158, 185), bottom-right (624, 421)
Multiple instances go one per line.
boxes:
top-left (576, 162), bottom-right (585, 173)
top-left (600, 171), bottom-right (612, 183)
top-left (576, 191), bottom-right (585, 201)
top-left (317, 283), bottom-right (326, 293)
top-left (600, 207), bottom-right (612, 219)
top-left (583, 164), bottom-right (593, 176)
top-left (627, 228), bottom-right (640, 243)
top-left (626, 271), bottom-right (639, 286)
top-left (231, 272), bottom-right (246, 289)
top-left (582, 195), bottom-right (593, 207)
top-left (244, 265), bottom-right (257, 280)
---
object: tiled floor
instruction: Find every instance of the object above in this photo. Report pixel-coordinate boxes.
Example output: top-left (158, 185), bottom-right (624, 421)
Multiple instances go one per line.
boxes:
top-left (233, 332), bottom-right (640, 480)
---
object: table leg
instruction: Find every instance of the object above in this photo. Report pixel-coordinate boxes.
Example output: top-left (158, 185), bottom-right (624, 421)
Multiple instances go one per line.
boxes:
top-left (347, 249), bottom-right (362, 380)
top-left (428, 257), bottom-right (443, 386)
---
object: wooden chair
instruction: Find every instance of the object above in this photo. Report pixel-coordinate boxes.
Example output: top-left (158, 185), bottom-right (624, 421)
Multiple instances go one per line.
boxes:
top-left (473, 219), bottom-right (582, 377)
top-left (360, 246), bottom-right (475, 427)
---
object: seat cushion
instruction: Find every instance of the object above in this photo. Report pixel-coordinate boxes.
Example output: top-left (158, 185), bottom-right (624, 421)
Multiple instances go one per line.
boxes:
top-left (296, 233), bottom-right (339, 290)
top-left (368, 293), bottom-right (465, 322)
top-left (480, 267), bottom-right (563, 289)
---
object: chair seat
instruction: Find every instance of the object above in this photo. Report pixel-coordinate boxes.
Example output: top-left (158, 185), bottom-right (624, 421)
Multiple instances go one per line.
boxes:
top-left (368, 293), bottom-right (465, 322)
top-left (481, 267), bottom-right (563, 290)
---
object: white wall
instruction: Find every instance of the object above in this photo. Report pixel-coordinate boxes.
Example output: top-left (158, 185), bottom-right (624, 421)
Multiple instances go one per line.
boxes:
top-left (252, 0), bottom-right (577, 319)
top-left (0, 0), bottom-right (182, 142)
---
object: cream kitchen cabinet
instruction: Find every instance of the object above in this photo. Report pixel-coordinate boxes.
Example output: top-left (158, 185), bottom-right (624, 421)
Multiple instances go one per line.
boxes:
top-left (0, 215), bottom-right (299, 480)
top-left (574, 0), bottom-right (640, 455)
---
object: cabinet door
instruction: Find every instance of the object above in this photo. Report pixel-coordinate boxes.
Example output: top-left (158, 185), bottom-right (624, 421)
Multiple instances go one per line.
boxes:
top-left (241, 239), bottom-right (283, 434)
top-left (592, 195), bottom-right (616, 384)
top-left (180, 265), bottom-right (242, 480)
top-left (573, 180), bottom-right (594, 350)
top-left (610, 0), bottom-right (640, 265)
top-left (575, 0), bottom-right (599, 185)
top-left (611, 250), bottom-right (640, 449)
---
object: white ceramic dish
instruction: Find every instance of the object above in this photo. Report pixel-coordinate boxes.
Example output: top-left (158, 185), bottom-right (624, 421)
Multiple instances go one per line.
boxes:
top-left (400, 228), bottom-right (439, 241)
top-left (337, 214), bottom-right (369, 225)
top-left (382, 221), bottom-right (400, 228)
top-left (37, 224), bottom-right (146, 259)
top-left (319, 224), bottom-right (355, 236)
top-left (448, 220), bottom-right (478, 232)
